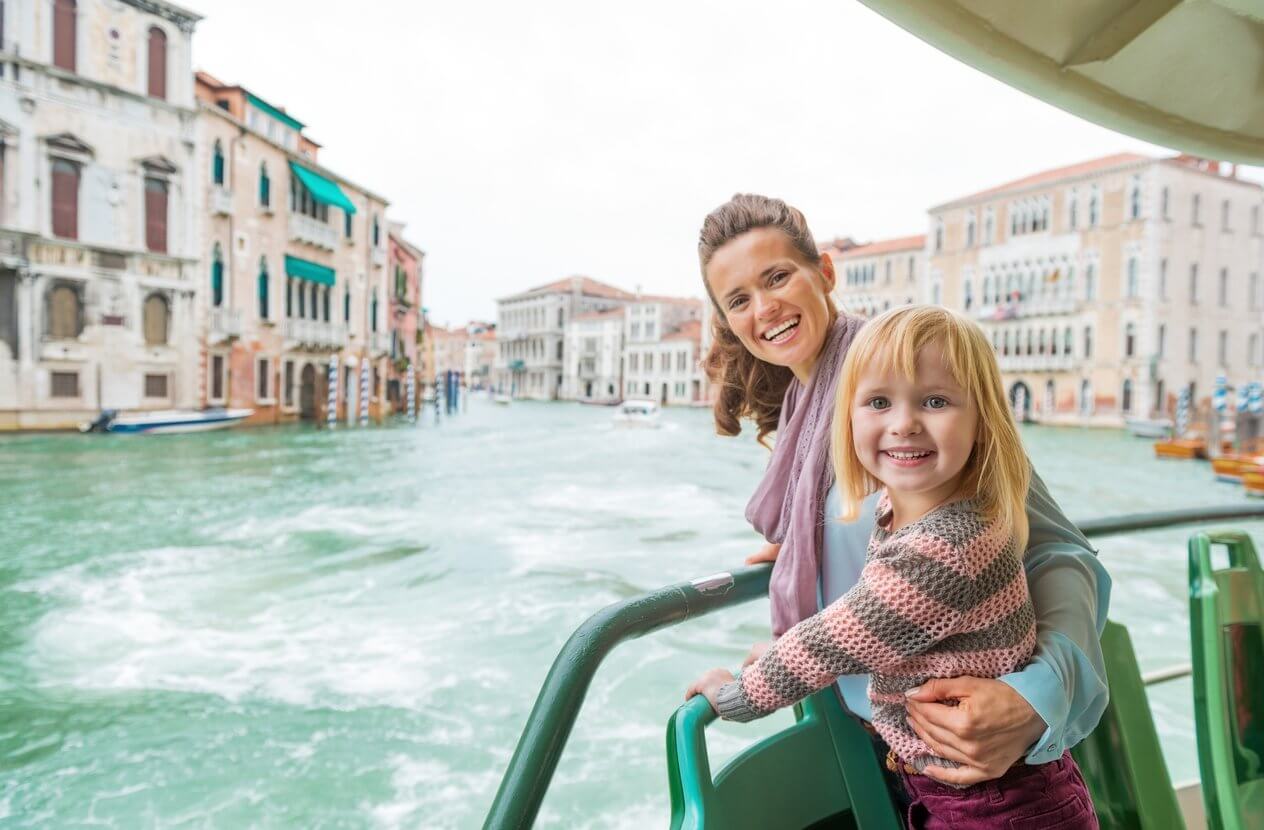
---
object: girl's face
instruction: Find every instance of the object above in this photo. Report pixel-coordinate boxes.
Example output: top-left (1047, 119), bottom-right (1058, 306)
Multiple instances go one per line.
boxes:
top-left (850, 342), bottom-right (979, 510)
top-left (704, 228), bottom-right (836, 383)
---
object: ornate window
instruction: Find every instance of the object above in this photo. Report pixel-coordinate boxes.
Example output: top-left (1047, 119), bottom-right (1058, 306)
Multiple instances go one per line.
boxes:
top-left (47, 283), bottom-right (82, 339)
top-left (147, 26), bottom-right (167, 100)
top-left (142, 293), bottom-right (169, 345)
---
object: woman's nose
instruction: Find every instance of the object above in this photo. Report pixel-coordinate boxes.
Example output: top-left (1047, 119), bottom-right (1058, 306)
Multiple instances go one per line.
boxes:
top-left (753, 292), bottom-right (779, 320)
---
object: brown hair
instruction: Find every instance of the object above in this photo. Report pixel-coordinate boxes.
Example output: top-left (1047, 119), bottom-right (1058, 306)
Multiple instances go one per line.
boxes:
top-left (698, 193), bottom-right (831, 446)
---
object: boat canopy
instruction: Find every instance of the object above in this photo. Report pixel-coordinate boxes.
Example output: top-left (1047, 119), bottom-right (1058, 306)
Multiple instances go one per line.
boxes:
top-left (858, 0), bottom-right (1264, 164)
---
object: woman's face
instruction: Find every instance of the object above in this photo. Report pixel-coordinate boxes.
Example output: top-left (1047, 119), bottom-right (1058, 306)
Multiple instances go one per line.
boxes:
top-left (704, 228), bottom-right (836, 382)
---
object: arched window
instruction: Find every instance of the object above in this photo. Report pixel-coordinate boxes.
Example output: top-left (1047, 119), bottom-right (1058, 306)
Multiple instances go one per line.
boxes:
top-left (47, 284), bottom-right (82, 338)
top-left (210, 243), bottom-right (224, 307)
top-left (963, 279), bottom-right (973, 310)
top-left (1089, 187), bottom-right (1100, 227)
top-left (1044, 380), bottom-right (1055, 413)
top-left (1069, 191), bottom-right (1078, 229)
top-left (143, 293), bottom-right (169, 345)
top-left (1084, 326), bottom-right (1094, 359)
top-left (1080, 380), bottom-right (1094, 416)
top-left (53, 0), bottom-right (77, 73)
top-left (147, 26), bottom-right (167, 100)
top-left (1085, 263), bottom-right (1096, 300)
top-left (1129, 178), bottom-right (1141, 220)
top-left (212, 141), bottom-right (225, 186)
top-left (372, 215), bottom-right (381, 247)
top-left (344, 286), bottom-right (351, 323)
top-left (1121, 379), bottom-right (1133, 413)
top-left (1003, 330), bottom-right (1011, 356)
top-left (1025, 328), bottom-right (1033, 355)
top-left (1126, 257), bottom-right (1138, 298)
top-left (1064, 326), bottom-right (1073, 356)
top-left (257, 258), bottom-right (269, 320)
top-left (371, 288), bottom-right (379, 332)
top-left (1038, 329), bottom-right (1046, 355)
top-left (259, 162), bottom-right (271, 208)
top-left (322, 287), bottom-right (330, 322)
top-left (1125, 322), bottom-right (1136, 357)
top-left (144, 177), bottom-right (168, 253)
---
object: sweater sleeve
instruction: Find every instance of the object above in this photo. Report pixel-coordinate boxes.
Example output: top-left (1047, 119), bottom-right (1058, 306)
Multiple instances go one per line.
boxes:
top-left (716, 529), bottom-right (988, 722)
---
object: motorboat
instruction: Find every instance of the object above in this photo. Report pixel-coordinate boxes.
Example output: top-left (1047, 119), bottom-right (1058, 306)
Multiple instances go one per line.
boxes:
top-left (493, 394), bottom-right (512, 406)
top-left (1126, 417), bottom-right (1173, 439)
top-left (80, 408), bottom-right (253, 435)
top-left (612, 399), bottom-right (661, 428)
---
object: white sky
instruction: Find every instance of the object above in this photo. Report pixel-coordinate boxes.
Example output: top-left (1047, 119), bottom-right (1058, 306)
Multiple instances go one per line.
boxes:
top-left (184, 0), bottom-right (1261, 327)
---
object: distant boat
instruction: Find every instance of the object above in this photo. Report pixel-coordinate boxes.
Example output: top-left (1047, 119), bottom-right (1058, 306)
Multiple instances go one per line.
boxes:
top-left (493, 394), bottom-right (512, 406)
top-left (613, 399), bottom-right (661, 428)
top-left (578, 398), bottom-right (621, 407)
top-left (80, 408), bottom-right (253, 435)
top-left (1126, 417), bottom-right (1173, 439)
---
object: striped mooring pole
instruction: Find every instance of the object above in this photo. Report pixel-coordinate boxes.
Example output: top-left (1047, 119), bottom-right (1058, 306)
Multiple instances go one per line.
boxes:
top-left (359, 358), bottom-right (370, 427)
top-left (406, 361), bottom-right (416, 424)
top-left (1250, 382), bottom-right (1263, 415)
top-left (1237, 381), bottom-right (1250, 414)
top-left (1213, 373), bottom-right (1228, 415)
top-left (326, 359), bottom-right (338, 429)
top-left (1176, 386), bottom-right (1191, 437)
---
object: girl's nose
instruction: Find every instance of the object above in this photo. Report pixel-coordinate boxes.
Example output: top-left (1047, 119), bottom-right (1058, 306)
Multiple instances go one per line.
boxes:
top-left (888, 406), bottom-right (922, 435)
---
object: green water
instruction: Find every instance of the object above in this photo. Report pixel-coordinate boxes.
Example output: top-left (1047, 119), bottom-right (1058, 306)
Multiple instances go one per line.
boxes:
top-left (0, 402), bottom-right (1256, 827)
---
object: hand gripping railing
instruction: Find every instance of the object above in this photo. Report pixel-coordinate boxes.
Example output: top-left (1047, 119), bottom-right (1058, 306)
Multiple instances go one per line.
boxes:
top-left (483, 503), bottom-right (1264, 829)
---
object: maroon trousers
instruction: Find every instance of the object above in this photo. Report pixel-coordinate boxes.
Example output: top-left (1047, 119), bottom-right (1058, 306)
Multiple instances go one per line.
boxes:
top-left (898, 752), bottom-right (1098, 830)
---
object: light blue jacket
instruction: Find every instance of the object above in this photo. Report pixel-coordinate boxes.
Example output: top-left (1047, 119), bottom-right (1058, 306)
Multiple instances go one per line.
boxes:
top-left (819, 471), bottom-right (1111, 765)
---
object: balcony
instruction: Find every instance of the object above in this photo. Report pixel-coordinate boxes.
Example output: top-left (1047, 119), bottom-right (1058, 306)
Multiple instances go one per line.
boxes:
top-left (997, 353), bottom-right (1077, 373)
top-left (372, 246), bottom-right (387, 268)
top-left (578, 357), bottom-right (597, 378)
top-left (282, 318), bottom-right (346, 350)
top-left (289, 213), bottom-right (338, 251)
top-left (210, 187), bottom-right (234, 217)
top-left (974, 296), bottom-right (1081, 322)
top-left (209, 307), bottom-right (242, 342)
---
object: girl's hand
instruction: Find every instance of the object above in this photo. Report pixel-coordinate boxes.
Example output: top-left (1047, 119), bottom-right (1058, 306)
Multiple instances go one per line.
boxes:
top-left (684, 668), bottom-right (737, 712)
top-left (904, 677), bottom-right (1047, 786)
top-left (745, 542), bottom-right (781, 565)
top-left (742, 641), bottom-right (771, 668)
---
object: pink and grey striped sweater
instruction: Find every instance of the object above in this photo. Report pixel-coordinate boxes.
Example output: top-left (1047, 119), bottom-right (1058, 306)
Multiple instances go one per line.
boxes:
top-left (715, 493), bottom-right (1036, 772)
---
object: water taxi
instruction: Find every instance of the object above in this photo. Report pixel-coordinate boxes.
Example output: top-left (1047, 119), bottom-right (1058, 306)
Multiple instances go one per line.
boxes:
top-left (79, 408), bottom-right (253, 435)
top-left (613, 399), bottom-right (662, 428)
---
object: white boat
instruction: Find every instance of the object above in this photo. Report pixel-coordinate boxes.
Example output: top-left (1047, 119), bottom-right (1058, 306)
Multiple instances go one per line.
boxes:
top-left (1126, 417), bottom-right (1174, 439)
top-left (493, 394), bottom-right (512, 406)
top-left (80, 408), bottom-right (253, 435)
top-left (612, 399), bottom-right (661, 428)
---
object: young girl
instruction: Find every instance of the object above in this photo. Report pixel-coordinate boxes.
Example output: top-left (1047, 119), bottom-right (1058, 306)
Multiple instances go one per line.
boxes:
top-left (687, 305), bottom-right (1097, 828)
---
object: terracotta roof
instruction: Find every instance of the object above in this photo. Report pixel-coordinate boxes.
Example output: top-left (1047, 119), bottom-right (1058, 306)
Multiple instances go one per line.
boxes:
top-left (837, 235), bottom-right (926, 259)
top-left (574, 309), bottom-right (626, 322)
top-left (633, 295), bottom-right (703, 307)
top-left (662, 320), bottom-right (703, 342)
top-left (937, 153), bottom-right (1152, 209)
top-left (503, 276), bottom-right (636, 302)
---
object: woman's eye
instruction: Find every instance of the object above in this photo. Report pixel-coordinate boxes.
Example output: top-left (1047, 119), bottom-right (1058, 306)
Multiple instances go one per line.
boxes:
top-left (924, 396), bottom-right (949, 410)
top-left (867, 397), bottom-right (890, 411)
top-left (769, 271), bottom-right (788, 285)
top-left (728, 297), bottom-right (747, 310)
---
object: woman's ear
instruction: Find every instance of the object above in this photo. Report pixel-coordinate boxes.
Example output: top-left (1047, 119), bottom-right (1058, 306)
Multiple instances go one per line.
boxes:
top-left (819, 252), bottom-right (837, 294)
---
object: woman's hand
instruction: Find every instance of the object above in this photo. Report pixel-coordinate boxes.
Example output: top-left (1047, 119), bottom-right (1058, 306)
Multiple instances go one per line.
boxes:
top-left (904, 676), bottom-right (1047, 786)
top-left (685, 668), bottom-right (737, 713)
top-left (745, 542), bottom-right (781, 565)
top-left (742, 641), bottom-right (770, 668)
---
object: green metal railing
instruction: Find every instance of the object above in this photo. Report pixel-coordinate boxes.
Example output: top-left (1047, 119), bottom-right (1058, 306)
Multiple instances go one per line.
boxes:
top-left (484, 504), bottom-right (1264, 829)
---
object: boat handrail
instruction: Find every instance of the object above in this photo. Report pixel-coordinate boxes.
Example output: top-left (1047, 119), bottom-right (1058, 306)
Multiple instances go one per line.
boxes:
top-left (1141, 663), bottom-right (1193, 686)
top-left (483, 504), bottom-right (1264, 829)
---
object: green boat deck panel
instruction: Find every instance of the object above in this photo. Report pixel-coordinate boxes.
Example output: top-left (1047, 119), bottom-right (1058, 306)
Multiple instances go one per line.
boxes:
top-left (1189, 532), bottom-right (1264, 830)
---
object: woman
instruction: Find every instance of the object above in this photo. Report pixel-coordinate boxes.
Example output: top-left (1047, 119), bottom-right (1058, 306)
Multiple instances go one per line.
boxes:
top-left (696, 193), bottom-right (1111, 788)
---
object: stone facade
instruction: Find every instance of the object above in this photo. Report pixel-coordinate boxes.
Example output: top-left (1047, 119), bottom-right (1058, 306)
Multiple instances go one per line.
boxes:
top-left (563, 309), bottom-right (623, 403)
top-left (386, 224), bottom-right (423, 413)
top-left (195, 72), bottom-right (392, 426)
top-left (0, 0), bottom-right (202, 429)
top-left (830, 235), bottom-right (927, 317)
top-left (622, 298), bottom-right (705, 405)
top-left (494, 276), bottom-right (635, 399)
top-left (928, 153), bottom-right (1264, 426)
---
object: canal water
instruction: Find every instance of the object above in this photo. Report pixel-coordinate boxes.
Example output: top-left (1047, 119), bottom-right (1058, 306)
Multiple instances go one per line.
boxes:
top-left (1, 400), bottom-right (1258, 828)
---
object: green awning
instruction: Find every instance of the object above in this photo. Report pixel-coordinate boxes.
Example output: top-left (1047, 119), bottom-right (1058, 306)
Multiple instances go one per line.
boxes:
top-left (247, 93), bottom-right (305, 131)
top-left (288, 162), bottom-right (357, 214)
top-left (285, 255), bottom-right (335, 287)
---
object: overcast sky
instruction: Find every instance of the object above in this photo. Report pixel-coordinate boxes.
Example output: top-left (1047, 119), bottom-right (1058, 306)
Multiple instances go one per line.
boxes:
top-left (185, 1), bottom-right (1260, 327)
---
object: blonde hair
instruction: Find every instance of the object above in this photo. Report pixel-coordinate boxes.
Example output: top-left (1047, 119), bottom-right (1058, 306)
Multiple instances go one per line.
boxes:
top-left (830, 305), bottom-right (1030, 552)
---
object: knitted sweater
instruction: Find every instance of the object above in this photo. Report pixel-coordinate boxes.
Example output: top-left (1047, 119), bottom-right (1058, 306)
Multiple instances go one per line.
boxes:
top-left (715, 493), bottom-right (1036, 772)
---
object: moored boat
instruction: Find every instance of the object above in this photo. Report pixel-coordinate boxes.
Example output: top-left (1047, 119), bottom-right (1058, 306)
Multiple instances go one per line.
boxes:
top-left (80, 408), bottom-right (253, 435)
top-left (1154, 439), bottom-right (1207, 460)
top-left (1126, 417), bottom-right (1173, 439)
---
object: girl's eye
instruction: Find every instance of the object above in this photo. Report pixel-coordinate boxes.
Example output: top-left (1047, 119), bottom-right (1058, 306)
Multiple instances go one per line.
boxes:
top-left (867, 397), bottom-right (890, 411)
top-left (924, 396), bottom-right (949, 410)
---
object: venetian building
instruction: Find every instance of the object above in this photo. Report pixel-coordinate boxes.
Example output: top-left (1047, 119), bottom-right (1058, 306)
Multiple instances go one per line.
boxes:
top-left (563, 308), bottom-right (623, 403)
top-left (494, 276), bottom-right (635, 400)
top-left (929, 153), bottom-right (1264, 426)
top-left (622, 296), bottom-right (705, 405)
top-left (829, 235), bottom-right (927, 318)
top-left (0, 0), bottom-right (201, 429)
top-left (463, 321), bottom-right (495, 391)
top-left (386, 222), bottom-right (423, 413)
top-left (195, 72), bottom-right (391, 425)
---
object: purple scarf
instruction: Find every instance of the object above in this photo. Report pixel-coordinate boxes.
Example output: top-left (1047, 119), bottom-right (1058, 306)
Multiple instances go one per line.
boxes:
top-left (746, 314), bottom-right (864, 636)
